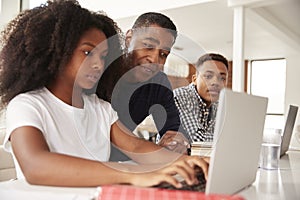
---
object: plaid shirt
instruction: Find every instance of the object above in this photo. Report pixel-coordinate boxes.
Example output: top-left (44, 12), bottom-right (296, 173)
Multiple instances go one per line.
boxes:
top-left (173, 83), bottom-right (218, 142)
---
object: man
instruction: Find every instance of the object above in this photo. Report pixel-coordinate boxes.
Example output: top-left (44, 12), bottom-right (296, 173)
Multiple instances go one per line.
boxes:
top-left (173, 53), bottom-right (228, 142)
top-left (97, 12), bottom-right (189, 161)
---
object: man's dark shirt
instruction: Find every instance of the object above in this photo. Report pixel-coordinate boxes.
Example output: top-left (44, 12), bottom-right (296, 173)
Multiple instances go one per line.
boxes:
top-left (110, 71), bottom-right (184, 161)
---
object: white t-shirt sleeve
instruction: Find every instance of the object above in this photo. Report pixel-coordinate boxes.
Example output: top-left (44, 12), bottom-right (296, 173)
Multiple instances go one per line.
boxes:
top-left (97, 97), bottom-right (119, 126)
top-left (4, 95), bottom-right (43, 152)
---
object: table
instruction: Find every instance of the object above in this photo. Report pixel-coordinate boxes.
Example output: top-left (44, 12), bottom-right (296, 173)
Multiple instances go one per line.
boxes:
top-left (239, 150), bottom-right (300, 200)
top-left (0, 151), bottom-right (299, 200)
top-left (0, 180), bottom-right (97, 200)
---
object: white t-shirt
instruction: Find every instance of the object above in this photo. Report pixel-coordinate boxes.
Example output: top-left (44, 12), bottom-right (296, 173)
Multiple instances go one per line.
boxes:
top-left (3, 87), bottom-right (118, 179)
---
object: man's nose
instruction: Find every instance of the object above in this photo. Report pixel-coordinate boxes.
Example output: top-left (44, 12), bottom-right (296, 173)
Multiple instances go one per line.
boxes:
top-left (147, 49), bottom-right (160, 64)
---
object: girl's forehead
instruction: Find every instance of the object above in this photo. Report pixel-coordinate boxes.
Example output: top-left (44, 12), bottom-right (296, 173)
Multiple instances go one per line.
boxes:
top-left (78, 28), bottom-right (108, 48)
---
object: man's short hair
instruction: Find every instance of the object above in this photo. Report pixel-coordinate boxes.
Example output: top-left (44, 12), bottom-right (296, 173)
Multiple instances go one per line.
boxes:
top-left (132, 12), bottom-right (177, 39)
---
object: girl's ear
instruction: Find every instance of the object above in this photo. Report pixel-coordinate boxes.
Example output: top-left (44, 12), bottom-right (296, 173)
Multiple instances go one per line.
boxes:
top-left (125, 29), bottom-right (133, 48)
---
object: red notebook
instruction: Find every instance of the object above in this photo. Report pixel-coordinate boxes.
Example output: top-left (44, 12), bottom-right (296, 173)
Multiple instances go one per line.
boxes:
top-left (98, 185), bottom-right (245, 200)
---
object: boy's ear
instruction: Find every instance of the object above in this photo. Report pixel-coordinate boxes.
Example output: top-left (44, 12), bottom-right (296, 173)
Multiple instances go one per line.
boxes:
top-left (125, 29), bottom-right (133, 48)
top-left (192, 74), bottom-right (197, 83)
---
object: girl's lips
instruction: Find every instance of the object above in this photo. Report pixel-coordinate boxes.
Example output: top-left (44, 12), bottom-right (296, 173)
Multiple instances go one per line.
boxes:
top-left (86, 74), bottom-right (99, 83)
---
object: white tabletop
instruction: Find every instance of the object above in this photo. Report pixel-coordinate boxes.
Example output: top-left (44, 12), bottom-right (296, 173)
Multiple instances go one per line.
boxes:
top-left (0, 179), bottom-right (97, 200)
top-left (238, 150), bottom-right (300, 200)
top-left (0, 150), bottom-right (299, 200)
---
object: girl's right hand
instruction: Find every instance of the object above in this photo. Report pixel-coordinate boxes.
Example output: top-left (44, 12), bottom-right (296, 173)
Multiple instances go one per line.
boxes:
top-left (129, 155), bottom-right (209, 188)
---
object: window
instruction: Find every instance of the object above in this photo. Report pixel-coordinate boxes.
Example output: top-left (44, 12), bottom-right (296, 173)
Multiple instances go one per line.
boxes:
top-left (163, 54), bottom-right (195, 89)
top-left (29, 0), bottom-right (47, 8)
top-left (248, 59), bottom-right (286, 129)
top-left (164, 54), bottom-right (189, 78)
top-left (21, 0), bottom-right (47, 10)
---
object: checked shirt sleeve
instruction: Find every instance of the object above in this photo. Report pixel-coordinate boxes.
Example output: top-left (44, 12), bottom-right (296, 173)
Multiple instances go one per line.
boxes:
top-left (174, 85), bottom-right (214, 142)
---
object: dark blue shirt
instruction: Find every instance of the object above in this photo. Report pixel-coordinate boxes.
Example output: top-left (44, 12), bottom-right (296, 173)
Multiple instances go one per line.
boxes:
top-left (112, 71), bottom-right (181, 135)
top-left (110, 71), bottom-right (185, 161)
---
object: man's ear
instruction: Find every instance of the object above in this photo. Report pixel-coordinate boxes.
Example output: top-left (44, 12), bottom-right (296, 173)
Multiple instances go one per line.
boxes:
top-left (125, 29), bottom-right (133, 48)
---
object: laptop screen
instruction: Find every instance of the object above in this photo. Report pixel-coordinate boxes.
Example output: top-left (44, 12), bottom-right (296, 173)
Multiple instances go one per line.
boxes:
top-left (280, 105), bottom-right (298, 157)
top-left (205, 89), bottom-right (268, 195)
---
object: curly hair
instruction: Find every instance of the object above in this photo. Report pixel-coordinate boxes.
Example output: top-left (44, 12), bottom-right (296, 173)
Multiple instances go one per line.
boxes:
top-left (0, 0), bottom-right (124, 107)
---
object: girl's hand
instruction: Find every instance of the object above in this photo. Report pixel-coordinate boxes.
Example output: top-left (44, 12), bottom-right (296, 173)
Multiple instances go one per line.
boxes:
top-left (129, 156), bottom-right (209, 188)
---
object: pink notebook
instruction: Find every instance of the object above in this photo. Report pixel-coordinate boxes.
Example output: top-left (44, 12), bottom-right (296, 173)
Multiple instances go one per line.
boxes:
top-left (98, 185), bottom-right (245, 200)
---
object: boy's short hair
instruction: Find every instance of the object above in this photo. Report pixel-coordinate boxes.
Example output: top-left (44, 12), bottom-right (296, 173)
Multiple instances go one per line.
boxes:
top-left (196, 53), bottom-right (229, 70)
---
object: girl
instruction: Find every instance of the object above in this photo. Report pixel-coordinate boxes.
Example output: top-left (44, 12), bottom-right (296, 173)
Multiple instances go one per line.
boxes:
top-left (0, 0), bottom-right (208, 187)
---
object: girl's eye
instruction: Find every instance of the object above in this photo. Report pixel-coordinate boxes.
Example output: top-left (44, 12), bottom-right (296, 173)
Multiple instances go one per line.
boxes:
top-left (84, 51), bottom-right (92, 56)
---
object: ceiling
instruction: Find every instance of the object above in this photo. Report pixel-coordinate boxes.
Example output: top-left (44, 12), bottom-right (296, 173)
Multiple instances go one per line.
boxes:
top-left (2, 0), bottom-right (300, 63)
top-left (112, 0), bottom-right (300, 63)
top-left (25, 0), bottom-right (300, 63)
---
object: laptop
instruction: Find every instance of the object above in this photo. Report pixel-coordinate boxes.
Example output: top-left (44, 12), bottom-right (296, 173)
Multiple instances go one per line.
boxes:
top-left (158, 89), bottom-right (268, 195)
top-left (280, 105), bottom-right (298, 157)
top-left (205, 89), bottom-right (268, 195)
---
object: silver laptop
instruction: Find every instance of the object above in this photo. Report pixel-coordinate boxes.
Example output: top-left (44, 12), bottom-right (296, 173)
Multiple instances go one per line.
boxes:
top-left (205, 88), bottom-right (268, 195)
top-left (280, 105), bottom-right (298, 157)
top-left (157, 89), bottom-right (268, 195)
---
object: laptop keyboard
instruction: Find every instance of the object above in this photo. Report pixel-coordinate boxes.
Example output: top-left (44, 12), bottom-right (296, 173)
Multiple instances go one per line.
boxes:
top-left (156, 170), bottom-right (206, 192)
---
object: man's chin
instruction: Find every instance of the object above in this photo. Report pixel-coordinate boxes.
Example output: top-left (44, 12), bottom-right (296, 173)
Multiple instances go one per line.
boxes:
top-left (136, 75), bottom-right (153, 83)
top-left (138, 71), bottom-right (159, 82)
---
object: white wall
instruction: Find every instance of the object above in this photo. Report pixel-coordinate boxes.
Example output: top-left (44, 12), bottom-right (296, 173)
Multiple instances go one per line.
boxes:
top-left (0, 0), bottom-right (19, 30)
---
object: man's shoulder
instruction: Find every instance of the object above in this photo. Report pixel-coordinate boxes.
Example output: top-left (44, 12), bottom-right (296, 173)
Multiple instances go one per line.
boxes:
top-left (147, 71), bottom-right (172, 89)
top-left (151, 71), bottom-right (169, 82)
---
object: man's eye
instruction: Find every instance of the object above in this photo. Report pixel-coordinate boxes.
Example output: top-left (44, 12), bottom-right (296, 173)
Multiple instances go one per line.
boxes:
top-left (160, 52), bottom-right (169, 58)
